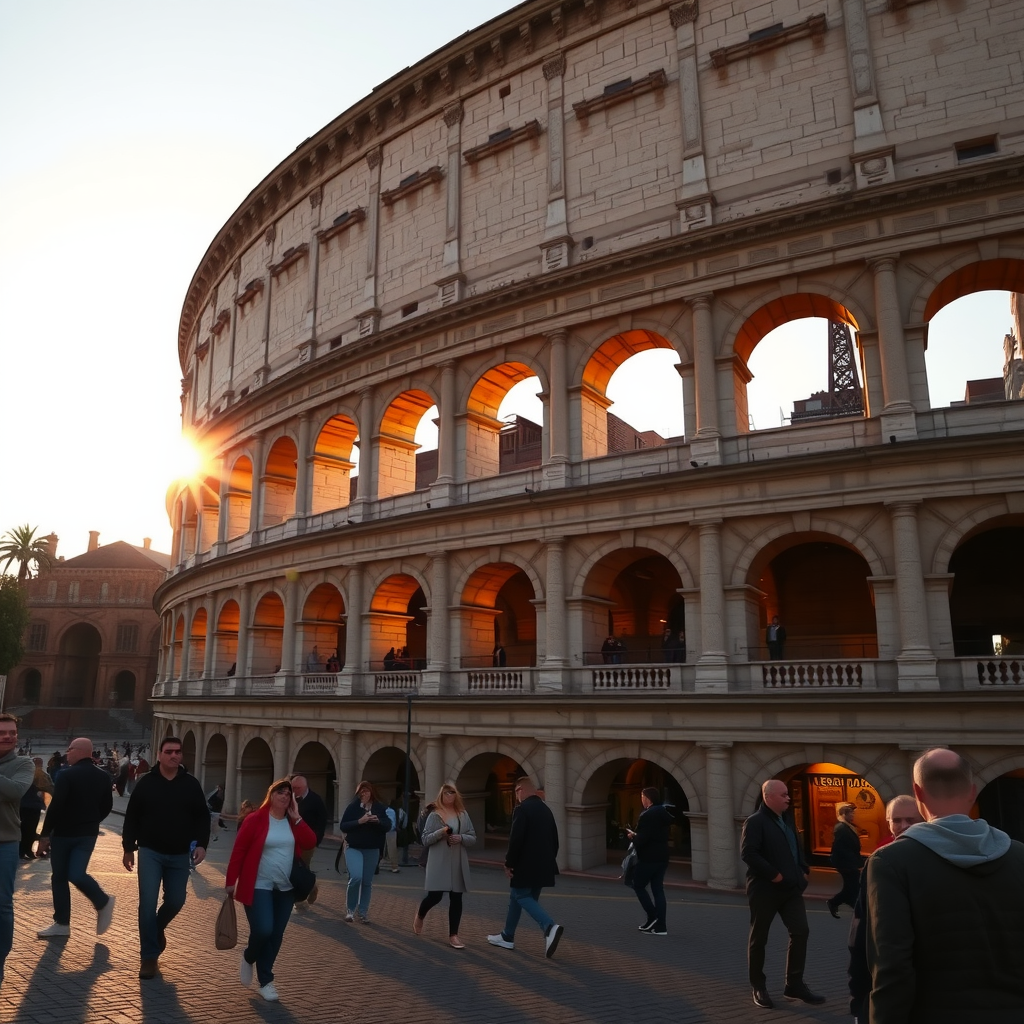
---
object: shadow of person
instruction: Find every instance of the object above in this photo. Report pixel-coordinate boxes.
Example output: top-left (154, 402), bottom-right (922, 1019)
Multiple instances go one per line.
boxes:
top-left (14, 942), bottom-right (111, 1024)
top-left (139, 972), bottom-right (202, 1024)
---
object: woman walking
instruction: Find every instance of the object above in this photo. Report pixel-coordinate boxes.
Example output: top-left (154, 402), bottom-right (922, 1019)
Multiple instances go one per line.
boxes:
top-left (413, 783), bottom-right (476, 948)
top-left (625, 787), bottom-right (673, 935)
top-left (338, 780), bottom-right (391, 923)
top-left (226, 778), bottom-right (316, 1002)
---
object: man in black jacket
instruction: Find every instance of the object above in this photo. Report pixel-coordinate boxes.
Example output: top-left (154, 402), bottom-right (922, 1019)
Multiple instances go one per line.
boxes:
top-left (291, 774), bottom-right (327, 903)
top-left (741, 779), bottom-right (825, 1010)
top-left (36, 737), bottom-right (114, 939)
top-left (487, 776), bottom-right (564, 958)
top-left (625, 787), bottom-right (673, 935)
top-left (122, 736), bottom-right (210, 980)
top-left (826, 801), bottom-right (863, 918)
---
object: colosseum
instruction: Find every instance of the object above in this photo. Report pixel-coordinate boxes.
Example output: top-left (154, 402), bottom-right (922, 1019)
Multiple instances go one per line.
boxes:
top-left (156, 0), bottom-right (1024, 884)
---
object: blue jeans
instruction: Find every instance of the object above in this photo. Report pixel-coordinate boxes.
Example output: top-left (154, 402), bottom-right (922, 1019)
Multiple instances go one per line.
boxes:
top-left (50, 835), bottom-right (109, 924)
top-left (502, 886), bottom-right (554, 939)
top-left (344, 847), bottom-right (379, 915)
top-left (632, 861), bottom-right (667, 928)
top-left (0, 841), bottom-right (17, 983)
top-left (137, 848), bottom-right (190, 959)
top-left (243, 888), bottom-right (294, 986)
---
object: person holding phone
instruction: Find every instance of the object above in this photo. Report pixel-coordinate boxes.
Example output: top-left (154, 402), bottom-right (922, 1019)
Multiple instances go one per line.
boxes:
top-left (625, 787), bottom-right (673, 935)
top-left (338, 780), bottom-right (390, 923)
top-left (413, 783), bottom-right (476, 948)
top-left (225, 778), bottom-right (316, 1003)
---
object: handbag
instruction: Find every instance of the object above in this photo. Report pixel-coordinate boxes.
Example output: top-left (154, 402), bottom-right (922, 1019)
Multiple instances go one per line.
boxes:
top-left (215, 894), bottom-right (237, 950)
top-left (621, 844), bottom-right (638, 887)
top-left (289, 855), bottom-right (317, 902)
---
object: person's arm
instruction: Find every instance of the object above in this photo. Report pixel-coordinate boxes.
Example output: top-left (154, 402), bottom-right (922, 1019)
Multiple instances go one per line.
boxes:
top-left (226, 813), bottom-right (257, 891)
top-left (740, 815), bottom-right (782, 881)
top-left (39, 769), bottom-right (71, 839)
top-left (338, 801), bottom-right (364, 833)
top-left (630, 808), bottom-right (652, 853)
top-left (291, 816), bottom-right (317, 853)
top-left (505, 804), bottom-right (525, 871)
top-left (866, 851), bottom-right (916, 1024)
top-left (420, 811), bottom-right (449, 847)
top-left (0, 758), bottom-right (35, 801)
top-left (458, 811), bottom-right (477, 848)
top-left (98, 768), bottom-right (113, 821)
top-left (191, 780), bottom-right (211, 861)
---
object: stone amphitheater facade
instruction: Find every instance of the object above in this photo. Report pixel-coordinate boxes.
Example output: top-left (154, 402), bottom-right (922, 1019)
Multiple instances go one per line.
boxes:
top-left (155, 0), bottom-right (1024, 884)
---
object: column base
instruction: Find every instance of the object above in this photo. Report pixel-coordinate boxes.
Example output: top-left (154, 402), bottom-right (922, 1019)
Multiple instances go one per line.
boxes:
top-left (542, 461), bottom-right (571, 489)
top-left (896, 653), bottom-right (939, 691)
top-left (537, 667), bottom-right (567, 692)
top-left (335, 671), bottom-right (357, 696)
top-left (428, 480), bottom-right (457, 507)
top-left (418, 670), bottom-right (444, 695)
top-left (881, 407), bottom-right (918, 443)
top-left (695, 657), bottom-right (729, 692)
top-left (690, 435), bottom-right (722, 468)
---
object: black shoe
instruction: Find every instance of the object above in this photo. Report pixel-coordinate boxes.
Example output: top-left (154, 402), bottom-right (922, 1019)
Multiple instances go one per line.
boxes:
top-left (752, 987), bottom-right (773, 1009)
top-left (638, 919), bottom-right (656, 932)
top-left (784, 984), bottom-right (826, 1005)
top-left (827, 900), bottom-right (840, 919)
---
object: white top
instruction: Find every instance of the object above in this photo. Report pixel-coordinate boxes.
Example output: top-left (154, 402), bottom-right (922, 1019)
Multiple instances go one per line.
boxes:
top-left (255, 815), bottom-right (294, 891)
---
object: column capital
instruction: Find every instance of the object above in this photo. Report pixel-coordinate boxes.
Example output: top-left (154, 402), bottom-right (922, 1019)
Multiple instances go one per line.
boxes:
top-left (694, 517), bottom-right (723, 531)
top-left (542, 51), bottom-right (567, 79)
top-left (442, 101), bottom-right (464, 127)
top-left (546, 326), bottom-right (569, 344)
top-left (885, 499), bottom-right (922, 516)
top-left (697, 740), bottom-right (733, 751)
top-left (867, 254), bottom-right (900, 274)
top-left (689, 292), bottom-right (714, 311)
top-left (669, 1), bottom-right (699, 27)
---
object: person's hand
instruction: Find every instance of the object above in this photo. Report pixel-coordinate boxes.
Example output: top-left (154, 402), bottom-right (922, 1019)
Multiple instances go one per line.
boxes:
top-left (772, 872), bottom-right (783, 883)
top-left (447, 833), bottom-right (462, 845)
top-left (193, 846), bottom-right (207, 866)
top-left (122, 850), bottom-right (135, 872)
top-left (504, 865), bottom-right (513, 879)
top-left (225, 884), bottom-right (235, 895)
top-left (36, 838), bottom-right (50, 856)
top-left (625, 828), bottom-right (636, 838)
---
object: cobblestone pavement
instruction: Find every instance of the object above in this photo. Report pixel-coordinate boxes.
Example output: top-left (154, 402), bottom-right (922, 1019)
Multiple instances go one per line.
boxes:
top-left (4, 825), bottom-right (857, 1024)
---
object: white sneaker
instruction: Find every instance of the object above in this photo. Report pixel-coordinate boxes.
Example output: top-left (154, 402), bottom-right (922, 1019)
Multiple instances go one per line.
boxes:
top-left (259, 982), bottom-right (279, 1002)
top-left (486, 933), bottom-right (514, 949)
top-left (37, 922), bottom-right (71, 939)
top-left (545, 923), bottom-right (564, 959)
top-left (344, 911), bottom-right (354, 922)
top-left (96, 895), bottom-right (115, 935)
top-left (240, 955), bottom-right (254, 987)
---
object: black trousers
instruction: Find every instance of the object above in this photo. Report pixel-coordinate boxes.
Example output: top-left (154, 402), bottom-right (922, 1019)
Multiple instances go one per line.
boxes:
top-left (747, 884), bottom-right (808, 989)
top-left (19, 809), bottom-right (42, 857)
top-left (830, 867), bottom-right (861, 910)
top-left (417, 890), bottom-right (463, 935)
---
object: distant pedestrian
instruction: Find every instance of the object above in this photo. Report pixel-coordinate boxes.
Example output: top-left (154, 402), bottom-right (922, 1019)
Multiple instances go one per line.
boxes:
top-left (487, 776), bottom-right (563, 958)
top-left (338, 781), bottom-right (390, 923)
top-left (492, 643), bottom-right (506, 667)
top-left (625, 787), bottom-right (673, 936)
top-left (35, 737), bottom-right (115, 939)
top-left (227, 778), bottom-right (315, 1003)
top-left (290, 775), bottom-right (327, 903)
top-left (0, 715), bottom-right (35, 986)
top-left (19, 759), bottom-right (51, 859)
top-left (826, 802), bottom-right (862, 918)
top-left (413, 783), bottom-right (476, 948)
top-left (207, 784), bottom-right (225, 842)
top-left (766, 616), bottom-right (786, 660)
top-left (122, 736), bottom-right (210, 979)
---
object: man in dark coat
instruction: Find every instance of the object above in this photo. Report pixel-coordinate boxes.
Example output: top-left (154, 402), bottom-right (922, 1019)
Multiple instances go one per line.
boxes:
top-left (741, 779), bottom-right (825, 1010)
top-left (487, 776), bottom-right (563, 958)
top-left (625, 786), bottom-right (673, 935)
top-left (866, 748), bottom-right (1024, 1024)
top-left (36, 737), bottom-right (114, 938)
top-left (826, 801), bottom-right (863, 918)
top-left (291, 774), bottom-right (328, 904)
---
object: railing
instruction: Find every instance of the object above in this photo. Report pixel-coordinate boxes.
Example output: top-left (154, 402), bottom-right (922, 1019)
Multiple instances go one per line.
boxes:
top-left (465, 669), bottom-right (530, 692)
top-left (249, 675), bottom-right (279, 695)
top-left (973, 658), bottom-right (1024, 685)
top-left (374, 671), bottom-right (420, 693)
top-left (583, 649), bottom-right (686, 666)
top-left (760, 661), bottom-right (868, 688)
top-left (300, 673), bottom-right (339, 694)
top-left (591, 665), bottom-right (675, 690)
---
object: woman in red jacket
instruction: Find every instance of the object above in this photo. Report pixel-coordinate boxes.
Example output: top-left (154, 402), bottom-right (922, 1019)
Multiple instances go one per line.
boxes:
top-left (226, 778), bottom-right (315, 1002)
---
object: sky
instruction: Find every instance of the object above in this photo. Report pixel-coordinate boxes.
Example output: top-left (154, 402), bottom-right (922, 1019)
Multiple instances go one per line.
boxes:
top-left (0, 1), bottom-right (1014, 561)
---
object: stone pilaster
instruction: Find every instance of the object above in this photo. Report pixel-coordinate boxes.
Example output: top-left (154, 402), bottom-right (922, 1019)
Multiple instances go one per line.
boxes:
top-left (887, 501), bottom-right (938, 689)
top-left (432, 361), bottom-right (457, 500)
top-left (545, 329), bottom-right (570, 487)
top-left (280, 573), bottom-right (300, 676)
top-left (295, 412), bottom-right (312, 517)
top-left (179, 600), bottom-right (192, 681)
top-left (301, 186), bottom-right (323, 363)
top-left (870, 256), bottom-right (917, 440)
top-left (425, 735), bottom-right (446, 802)
top-left (352, 387), bottom-right (375, 514)
top-left (235, 584), bottom-right (252, 678)
top-left (358, 147), bottom-right (383, 334)
top-left (224, 724), bottom-right (240, 814)
top-left (540, 538), bottom-right (567, 687)
top-left (690, 294), bottom-right (722, 466)
top-left (696, 520), bottom-right (728, 691)
top-left (544, 739), bottom-right (568, 870)
top-left (203, 596), bottom-right (216, 678)
top-left (339, 565), bottom-right (363, 694)
top-left (248, 431), bottom-right (266, 535)
top-left (272, 728), bottom-right (288, 780)
top-left (541, 52), bottom-right (573, 271)
top-left (335, 729), bottom-right (355, 821)
top-left (422, 551), bottom-right (449, 694)
top-left (701, 742), bottom-right (739, 888)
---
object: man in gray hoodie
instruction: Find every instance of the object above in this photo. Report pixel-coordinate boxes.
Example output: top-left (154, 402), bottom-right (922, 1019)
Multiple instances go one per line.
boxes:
top-left (866, 748), bottom-right (1024, 1024)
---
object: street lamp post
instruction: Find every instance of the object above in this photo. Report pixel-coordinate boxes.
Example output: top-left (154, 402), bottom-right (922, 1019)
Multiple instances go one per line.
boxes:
top-left (401, 690), bottom-right (413, 866)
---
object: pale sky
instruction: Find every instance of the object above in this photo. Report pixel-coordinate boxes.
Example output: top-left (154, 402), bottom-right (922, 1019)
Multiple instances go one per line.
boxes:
top-left (0, 1), bottom-right (1012, 560)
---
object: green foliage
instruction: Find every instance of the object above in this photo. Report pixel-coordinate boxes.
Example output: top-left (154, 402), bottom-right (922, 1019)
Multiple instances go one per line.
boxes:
top-left (0, 575), bottom-right (29, 675)
top-left (0, 524), bottom-right (53, 583)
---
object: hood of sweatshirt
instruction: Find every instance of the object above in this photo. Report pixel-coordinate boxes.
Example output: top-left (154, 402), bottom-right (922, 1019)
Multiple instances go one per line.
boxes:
top-left (905, 814), bottom-right (1011, 868)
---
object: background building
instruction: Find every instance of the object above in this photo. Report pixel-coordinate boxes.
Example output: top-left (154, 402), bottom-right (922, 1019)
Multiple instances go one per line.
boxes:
top-left (155, 0), bottom-right (1024, 884)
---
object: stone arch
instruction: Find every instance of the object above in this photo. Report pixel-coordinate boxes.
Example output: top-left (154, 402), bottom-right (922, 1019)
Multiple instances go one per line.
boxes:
top-left (368, 571), bottom-right (428, 667)
top-left (974, 752), bottom-right (1024, 790)
top-left (19, 667), bottom-right (42, 704)
top-left (213, 599), bottom-right (239, 675)
top-left (457, 561), bottom-right (540, 667)
top-left (181, 729), bottom-right (198, 774)
top-left (261, 433), bottom-right (298, 527)
top-left (311, 412), bottom-right (359, 515)
top-left (451, 550), bottom-right (544, 605)
top-left (461, 353), bottom-right (550, 413)
top-left (571, 533), bottom-right (695, 596)
top-left (300, 582), bottom-right (346, 670)
top-left (376, 387), bottom-right (439, 499)
top-left (54, 621), bottom-right (103, 707)
top-left (914, 256), bottom-right (1024, 324)
top-left (225, 454), bottom-right (253, 540)
top-left (290, 739), bottom-right (337, 815)
top-left (930, 501), bottom-right (1014, 575)
top-left (449, 738), bottom-right (542, 790)
top-left (570, 310), bottom-right (692, 381)
top-left (239, 735), bottom-right (275, 806)
top-left (187, 607), bottom-right (207, 679)
top-left (204, 732), bottom-right (228, 794)
top-left (250, 591), bottom-right (285, 674)
top-left (360, 742), bottom-right (423, 806)
top-left (573, 744), bottom-right (702, 812)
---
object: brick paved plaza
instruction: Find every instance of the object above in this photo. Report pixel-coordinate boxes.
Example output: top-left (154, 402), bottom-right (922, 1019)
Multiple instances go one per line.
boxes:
top-left (2, 820), bottom-right (857, 1024)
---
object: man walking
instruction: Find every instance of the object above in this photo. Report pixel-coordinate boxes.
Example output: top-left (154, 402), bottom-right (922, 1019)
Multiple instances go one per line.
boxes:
top-left (487, 776), bottom-right (563, 958)
top-left (291, 774), bottom-right (327, 903)
top-left (866, 748), bottom-right (1024, 1023)
top-left (0, 715), bottom-right (35, 986)
top-left (741, 778), bottom-right (825, 1009)
top-left (35, 737), bottom-right (114, 939)
top-left (122, 736), bottom-right (210, 979)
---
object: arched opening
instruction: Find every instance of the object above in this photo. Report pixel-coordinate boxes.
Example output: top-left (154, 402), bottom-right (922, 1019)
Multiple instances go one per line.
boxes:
top-left (749, 537), bottom-right (878, 660)
top-left (197, 476), bottom-right (220, 553)
top-left (768, 762), bottom-right (888, 865)
top-left (949, 523), bottom-right (1024, 656)
top-left (581, 550), bottom-right (685, 664)
top-left (20, 668), bottom-right (41, 705)
top-left (113, 670), bottom-right (136, 706)
top-left (291, 741), bottom-right (337, 824)
top-left (459, 563), bottom-right (537, 667)
top-left (181, 730), bottom-right (197, 775)
top-left (466, 362), bottom-right (543, 478)
top-left (581, 331), bottom-right (682, 459)
top-left (978, 768), bottom-right (1024, 843)
top-left (204, 733), bottom-right (228, 800)
top-left (361, 745), bottom-right (421, 825)
top-left (378, 389), bottom-right (436, 499)
top-left (226, 456), bottom-right (252, 540)
top-left (369, 575), bottom-right (427, 669)
top-left (261, 436), bottom-right (298, 527)
top-left (311, 414), bottom-right (358, 514)
top-left (180, 493), bottom-right (198, 559)
top-left (300, 584), bottom-right (346, 672)
top-left (456, 752), bottom-right (525, 850)
top-left (214, 600), bottom-right (239, 676)
top-left (188, 608), bottom-right (207, 679)
top-left (739, 297), bottom-right (863, 431)
top-left (579, 757), bottom-right (691, 871)
top-left (239, 737), bottom-right (275, 806)
top-left (55, 623), bottom-right (102, 706)
top-left (170, 614), bottom-right (185, 680)
top-left (251, 593), bottom-right (284, 675)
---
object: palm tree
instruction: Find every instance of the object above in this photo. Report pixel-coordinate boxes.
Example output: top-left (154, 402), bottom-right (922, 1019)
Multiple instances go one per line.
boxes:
top-left (0, 524), bottom-right (54, 582)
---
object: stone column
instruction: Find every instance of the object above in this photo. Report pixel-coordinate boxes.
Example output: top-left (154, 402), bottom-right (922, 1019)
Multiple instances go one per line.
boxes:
top-left (540, 538), bottom-right (567, 690)
top-left (335, 729), bottom-right (355, 822)
top-left (353, 387), bottom-right (375, 511)
top-left (437, 101), bottom-right (464, 305)
top-left (235, 584), bottom-right (252, 678)
top-left (544, 739), bottom-right (568, 871)
top-left (303, 186), bottom-right (323, 360)
top-left (701, 743), bottom-right (739, 888)
top-left (433, 361), bottom-right (457, 496)
top-left (340, 564), bottom-right (363, 693)
top-left (870, 256), bottom-right (917, 440)
top-left (696, 521), bottom-right (728, 691)
top-left (690, 294), bottom-right (722, 466)
top-left (280, 573), bottom-right (300, 676)
top-left (842, 0), bottom-right (884, 140)
top-left (272, 728), bottom-right (288, 780)
top-left (541, 52), bottom-right (573, 271)
top-left (203, 596), bottom-right (216, 678)
top-left (216, 456), bottom-right (230, 548)
top-left (425, 735), bottom-right (446, 802)
top-left (426, 551), bottom-right (449, 674)
top-left (547, 330), bottom-right (570, 466)
top-left (357, 148), bottom-right (383, 335)
top-left (179, 600), bottom-right (192, 681)
top-left (295, 412), bottom-right (313, 517)
top-left (224, 724), bottom-right (240, 814)
top-left (887, 501), bottom-right (938, 689)
top-left (248, 431), bottom-right (266, 535)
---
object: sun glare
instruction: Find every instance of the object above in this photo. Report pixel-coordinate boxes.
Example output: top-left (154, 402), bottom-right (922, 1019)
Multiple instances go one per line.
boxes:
top-left (169, 435), bottom-right (204, 482)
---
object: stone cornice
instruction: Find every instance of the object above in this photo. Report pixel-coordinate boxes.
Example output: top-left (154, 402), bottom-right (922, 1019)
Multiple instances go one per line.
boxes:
top-left (380, 166), bottom-right (445, 207)
top-left (709, 13), bottom-right (827, 70)
top-left (572, 69), bottom-right (668, 122)
top-left (463, 121), bottom-right (543, 164)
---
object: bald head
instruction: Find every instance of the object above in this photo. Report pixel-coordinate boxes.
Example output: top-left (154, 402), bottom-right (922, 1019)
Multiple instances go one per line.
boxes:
top-left (913, 748), bottom-right (976, 820)
top-left (67, 737), bottom-right (93, 766)
top-left (515, 776), bottom-right (537, 802)
top-left (762, 779), bottom-right (790, 815)
top-left (886, 795), bottom-right (923, 838)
